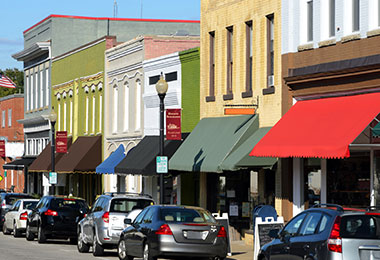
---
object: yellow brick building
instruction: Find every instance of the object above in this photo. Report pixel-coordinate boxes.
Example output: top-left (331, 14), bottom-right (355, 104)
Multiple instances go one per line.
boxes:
top-left (200, 0), bottom-right (293, 221)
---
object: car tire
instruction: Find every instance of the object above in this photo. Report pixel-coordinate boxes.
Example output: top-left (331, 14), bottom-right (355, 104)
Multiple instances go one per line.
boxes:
top-left (143, 243), bottom-right (157, 260)
top-left (37, 225), bottom-right (47, 243)
top-left (92, 233), bottom-right (104, 256)
top-left (13, 222), bottom-right (21, 237)
top-left (77, 230), bottom-right (90, 253)
top-left (118, 238), bottom-right (133, 260)
top-left (25, 224), bottom-right (34, 241)
top-left (2, 222), bottom-right (10, 235)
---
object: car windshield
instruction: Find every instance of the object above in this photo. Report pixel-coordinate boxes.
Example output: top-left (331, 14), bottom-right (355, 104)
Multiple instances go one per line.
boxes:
top-left (24, 201), bottom-right (38, 210)
top-left (160, 208), bottom-right (216, 223)
top-left (110, 199), bottom-right (153, 213)
top-left (340, 215), bottom-right (380, 239)
top-left (50, 198), bottom-right (87, 211)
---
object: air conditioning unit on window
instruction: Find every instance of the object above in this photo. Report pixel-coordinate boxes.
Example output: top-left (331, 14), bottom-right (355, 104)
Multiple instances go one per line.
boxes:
top-left (268, 75), bottom-right (274, 87)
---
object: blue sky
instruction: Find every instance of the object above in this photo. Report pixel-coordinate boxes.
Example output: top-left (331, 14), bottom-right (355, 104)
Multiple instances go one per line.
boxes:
top-left (1, 0), bottom-right (200, 70)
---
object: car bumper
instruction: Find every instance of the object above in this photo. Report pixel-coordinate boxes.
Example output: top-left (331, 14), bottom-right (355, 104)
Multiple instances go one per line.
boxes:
top-left (43, 223), bottom-right (77, 238)
top-left (153, 235), bottom-right (228, 258)
top-left (97, 226), bottom-right (120, 245)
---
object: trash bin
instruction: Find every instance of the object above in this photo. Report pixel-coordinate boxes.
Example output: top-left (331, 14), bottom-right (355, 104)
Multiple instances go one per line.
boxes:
top-left (252, 205), bottom-right (278, 234)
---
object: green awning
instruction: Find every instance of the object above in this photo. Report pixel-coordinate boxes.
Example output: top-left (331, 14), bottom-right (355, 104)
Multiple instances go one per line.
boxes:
top-left (169, 115), bottom-right (276, 173)
top-left (373, 122), bottom-right (380, 137)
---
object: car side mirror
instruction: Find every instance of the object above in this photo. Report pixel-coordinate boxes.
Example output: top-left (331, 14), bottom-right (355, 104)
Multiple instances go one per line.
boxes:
top-left (124, 218), bottom-right (132, 225)
top-left (269, 229), bottom-right (280, 239)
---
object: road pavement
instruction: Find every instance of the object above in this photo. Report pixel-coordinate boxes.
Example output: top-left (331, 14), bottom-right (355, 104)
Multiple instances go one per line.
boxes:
top-left (0, 232), bottom-right (253, 260)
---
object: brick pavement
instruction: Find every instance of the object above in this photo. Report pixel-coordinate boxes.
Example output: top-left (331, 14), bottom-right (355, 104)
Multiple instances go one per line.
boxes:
top-left (227, 240), bottom-right (254, 260)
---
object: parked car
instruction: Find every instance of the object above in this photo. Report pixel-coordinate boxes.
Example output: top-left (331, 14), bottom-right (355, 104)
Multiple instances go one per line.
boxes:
top-left (117, 205), bottom-right (228, 260)
top-left (26, 196), bottom-right (88, 243)
top-left (77, 192), bottom-right (154, 256)
top-left (258, 204), bottom-right (380, 260)
top-left (3, 199), bottom-right (39, 237)
top-left (0, 193), bottom-right (34, 228)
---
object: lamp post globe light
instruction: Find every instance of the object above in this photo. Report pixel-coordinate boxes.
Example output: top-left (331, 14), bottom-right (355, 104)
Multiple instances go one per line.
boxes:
top-left (156, 73), bottom-right (168, 204)
top-left (48, 110), bottom-right (57, 195)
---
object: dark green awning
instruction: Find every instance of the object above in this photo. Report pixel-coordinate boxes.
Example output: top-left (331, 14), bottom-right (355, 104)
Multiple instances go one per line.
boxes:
top-left (373, 122), bottom-right (380, 137)
top-left (169, 115), bottom-right (276, 173)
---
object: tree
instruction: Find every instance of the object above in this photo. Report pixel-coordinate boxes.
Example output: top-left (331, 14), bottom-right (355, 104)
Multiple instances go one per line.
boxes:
top-left (0, 68), bottom-right (24, 98)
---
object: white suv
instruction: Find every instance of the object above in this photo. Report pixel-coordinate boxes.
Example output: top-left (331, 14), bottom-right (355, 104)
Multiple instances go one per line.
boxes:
top-left (77, 192), bottom-right (154, 256)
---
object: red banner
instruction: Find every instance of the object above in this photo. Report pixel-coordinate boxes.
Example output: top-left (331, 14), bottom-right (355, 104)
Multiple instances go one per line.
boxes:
top-left (166, 109), bottom-right (181, 140)
top-left (0, 140), bottom-right (5, 157)
top-left (56, 131), bottom-right (67, 153)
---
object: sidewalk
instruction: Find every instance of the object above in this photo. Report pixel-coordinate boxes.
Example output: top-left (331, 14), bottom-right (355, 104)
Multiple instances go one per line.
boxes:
top-left (227, 240), bottom-right (254, 260)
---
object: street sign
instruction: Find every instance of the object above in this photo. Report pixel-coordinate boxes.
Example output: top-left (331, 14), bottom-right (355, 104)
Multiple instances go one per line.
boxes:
top-left (4, 170), bottom-right (6, 178)
top-left (49, 172), bottom-right (57, 185)
top-left (0, 175), bottom-right (3, 182)
top-left (156, 156), bottom-right (168, 174)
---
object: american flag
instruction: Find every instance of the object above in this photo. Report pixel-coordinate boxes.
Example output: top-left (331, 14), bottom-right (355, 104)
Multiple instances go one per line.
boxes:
top-left (0, 74), bottom-right (16, 88)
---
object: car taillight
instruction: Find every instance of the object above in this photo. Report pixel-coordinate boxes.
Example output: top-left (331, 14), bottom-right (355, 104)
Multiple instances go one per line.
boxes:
top-left (155, 224), bottom-right (173, 235)
top-left (217, 226), bottom-right (227, 237)
top-left (328, 216), bottom-right (342, 253)
top-left (20, 211), bottom-right (28, 220)
top-left (44, 209), bottom-right (58, 216)
top-left (102, 212), bottom-right (109, 223)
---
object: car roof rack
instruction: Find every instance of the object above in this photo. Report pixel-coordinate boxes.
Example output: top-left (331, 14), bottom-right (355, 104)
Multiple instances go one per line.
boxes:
top-left (103, 192), bottom-right (153, 199)
top-left (311, 204), bottom-right (344, 211)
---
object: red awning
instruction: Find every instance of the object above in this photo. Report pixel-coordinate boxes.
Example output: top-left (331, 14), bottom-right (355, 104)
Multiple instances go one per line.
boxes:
top-left (250, 92), bottom-right (380, 159)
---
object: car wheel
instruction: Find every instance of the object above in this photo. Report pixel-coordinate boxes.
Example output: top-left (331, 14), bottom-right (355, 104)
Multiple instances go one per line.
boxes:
top-left (25, 224), bottom-right (34, 241)
top-left (77, 230), bottom-right (90, 253)
top-left (2, 222), bottom-right (10, 235)
top-left (13, 222), bottom-right (21, 237)
top-left (37, 225), bottom-right (47, 243)
top-left (143, 243), bottom-right (157, 260)
top-left (92, 233), bottom-right (104, 256)
top-left (118, 239), bottom-right (133, 260)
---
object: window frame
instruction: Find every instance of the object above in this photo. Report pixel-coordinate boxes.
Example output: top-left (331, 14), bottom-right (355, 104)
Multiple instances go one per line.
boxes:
top-left (206, 31), bottom-right (216, 102)
top-left (244, 20), bottom-right (253, 97)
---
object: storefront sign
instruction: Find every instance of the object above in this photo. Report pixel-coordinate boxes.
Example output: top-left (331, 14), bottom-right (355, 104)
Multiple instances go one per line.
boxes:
top-left (0, 140), bottom-right (5, 157)
top-left (156, 156), bottom-right (168, 174)
top-left (166, 109), bottom-right (181, 140)
top-left (229, 203), bottom-right (239, 216)
top-left (56, 131), bottom-right (67, 153)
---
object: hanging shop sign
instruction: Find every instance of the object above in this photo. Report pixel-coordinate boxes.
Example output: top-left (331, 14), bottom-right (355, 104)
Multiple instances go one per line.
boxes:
top-left (0, 140), bottom-right (5, 157)
top-left (166, 109), bottom-right (181, 140)
top-left (56, 131), bottom-right (67, 153)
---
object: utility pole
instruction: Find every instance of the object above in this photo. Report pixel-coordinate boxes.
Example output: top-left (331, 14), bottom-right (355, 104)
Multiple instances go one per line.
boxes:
top-left (113, 0), bottom-right (118, 18)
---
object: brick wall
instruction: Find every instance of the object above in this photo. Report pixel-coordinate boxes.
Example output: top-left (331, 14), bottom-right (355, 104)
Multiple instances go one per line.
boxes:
top-left (200, 0), bottom-right (284, 127)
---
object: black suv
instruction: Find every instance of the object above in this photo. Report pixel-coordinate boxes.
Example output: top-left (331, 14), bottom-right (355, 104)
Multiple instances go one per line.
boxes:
top-left (26, 196), bottom-right (89, 243)
top-left (0, 192), bottom-right (33, 228)
top-left (258, 204), bottom-right (380, 260)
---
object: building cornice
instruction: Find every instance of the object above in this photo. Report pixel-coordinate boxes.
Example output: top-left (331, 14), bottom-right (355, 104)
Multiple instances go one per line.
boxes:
top-left (12, 42), bottom-right (50, 61)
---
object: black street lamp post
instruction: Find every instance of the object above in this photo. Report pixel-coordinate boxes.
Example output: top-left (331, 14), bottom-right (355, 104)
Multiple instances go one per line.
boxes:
top-left (48, 110), bottom-right (57, 195)
top-left (155, 73), bottom-right (168, 204)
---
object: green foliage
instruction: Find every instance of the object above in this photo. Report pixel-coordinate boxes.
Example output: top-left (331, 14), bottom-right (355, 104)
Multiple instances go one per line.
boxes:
top-left (0, 68), bottom-right (24, 97)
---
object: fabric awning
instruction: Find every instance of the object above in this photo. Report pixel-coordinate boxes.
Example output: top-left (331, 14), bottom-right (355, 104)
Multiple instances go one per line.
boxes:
top-left (114, 135), bottom-right (187, 176)
top-left (3, 157), bottom-right (36, 170)
top-left (55, 136), bottom-right (101, 173)
top-left (169, 115), bottom-right (275, 173)
top-left (29, 138), bottom-right (73, 172)
top-left (250, 92), bottom-right (380, 159)
top-left (96, 144), bottom-right (125, 174)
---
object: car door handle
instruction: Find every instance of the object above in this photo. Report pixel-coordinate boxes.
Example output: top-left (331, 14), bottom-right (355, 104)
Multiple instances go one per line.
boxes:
top-left (303, 245), bottom-right (310, 250)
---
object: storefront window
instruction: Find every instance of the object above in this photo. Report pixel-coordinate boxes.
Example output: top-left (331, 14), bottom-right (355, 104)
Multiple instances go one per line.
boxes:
top-left (304, 158), bottom-right (321, 209)
top-left (327, 151), bottom-right (370, 208)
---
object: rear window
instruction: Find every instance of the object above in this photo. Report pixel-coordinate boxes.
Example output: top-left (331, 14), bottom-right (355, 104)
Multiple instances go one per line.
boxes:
top-left (24, 201), bottom-right (38, 210)
top-left (110, 199), bottom-right (153, 213)
top-left (160, 208), bottom-right (216, 223)
top-left (50, 198), bottom-right (88, 211)
top-left (340, 215), bottom-right (380, 239)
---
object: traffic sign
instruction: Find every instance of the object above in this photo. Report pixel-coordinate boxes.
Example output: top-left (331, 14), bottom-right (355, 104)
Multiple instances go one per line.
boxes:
top-left (0, 175), bottom-right (3, 182)
top-left (156, 156), bottom-right (168, 174)
top-left (49, 172), bottom-right (57, 185)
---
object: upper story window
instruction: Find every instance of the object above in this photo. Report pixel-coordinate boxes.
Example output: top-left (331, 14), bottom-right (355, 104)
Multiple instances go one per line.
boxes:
top-left (267, 14), bottom-right (274, 88)
top-left (2, 110), bottom-right (5, 128)
top-left (307, 1), bottom-right (314, 42)
top-left (113, 85), bottom-right (118, 134)
top-left (226, 26), bottom-right (233, 96)
top-left (245, 21), bottom-right (253, 96)
top-left (8, 109), bottom-right (11, 127)
top-left (207, 31), bottom-right (215, 101)
top-left (353, 0), bottom-right (360, 32)
top-left (135, 80), bottom-right (142, 131)
top-left (329, 0), bottom-right (336, 37)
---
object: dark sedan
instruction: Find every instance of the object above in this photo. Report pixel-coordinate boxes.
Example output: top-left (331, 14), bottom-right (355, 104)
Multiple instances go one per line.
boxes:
top-left (26, 196), bottom-right (88, 243)
top-left (117, 205), bottom-right (228, 260)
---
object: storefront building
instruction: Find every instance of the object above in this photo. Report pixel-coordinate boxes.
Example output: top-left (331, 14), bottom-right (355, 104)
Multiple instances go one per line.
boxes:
top-left (103, 37), bottom-right (200, 199)
top-left (251, 0), bottom-right (380, 216)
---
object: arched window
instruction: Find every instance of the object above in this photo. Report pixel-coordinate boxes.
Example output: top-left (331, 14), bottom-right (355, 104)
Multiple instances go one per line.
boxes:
top-left (135, 79), bottom-right (141, 131)
top-left (124, 82), bottom-right (129, 132)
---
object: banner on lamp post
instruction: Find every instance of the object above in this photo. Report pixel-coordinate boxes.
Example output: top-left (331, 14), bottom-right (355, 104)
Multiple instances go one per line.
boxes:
top-left (0, 140), bottom-right (5, 157)
top-left (166, 109), bottom-right (181, 140)
top-left (56, 131), bottom-right (67, 153)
